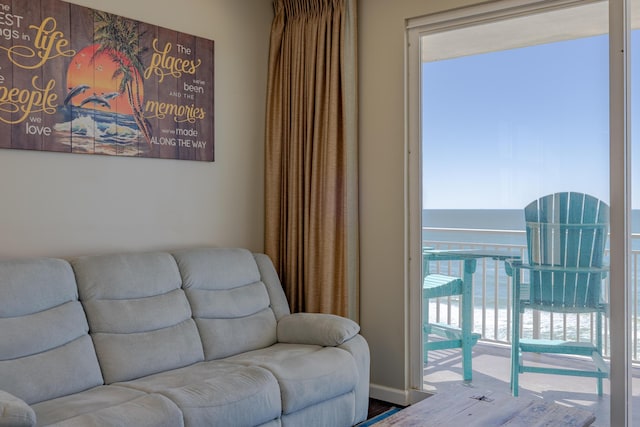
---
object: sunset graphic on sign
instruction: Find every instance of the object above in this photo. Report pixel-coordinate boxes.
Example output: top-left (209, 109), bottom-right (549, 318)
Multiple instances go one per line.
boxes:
top-left (66, 44), bottom-right (143, 116)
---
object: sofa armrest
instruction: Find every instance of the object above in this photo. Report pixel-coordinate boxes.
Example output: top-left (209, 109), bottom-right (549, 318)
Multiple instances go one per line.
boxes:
top-left (277, 313), bottom-right (360, 347)
top-left (0, 390), bottom-right (36, 427)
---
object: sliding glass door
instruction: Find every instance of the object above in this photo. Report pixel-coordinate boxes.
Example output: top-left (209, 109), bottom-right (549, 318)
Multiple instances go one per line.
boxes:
top-left (408, 1), bottom-right (632, 425)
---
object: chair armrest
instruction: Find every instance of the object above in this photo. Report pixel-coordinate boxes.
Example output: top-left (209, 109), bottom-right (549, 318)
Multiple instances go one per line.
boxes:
top-left (277, 313), bottom-right (360, 346)
top-left (508, 262), bottom-right (609, 275)
top-left (0, 390), bottom-right (36, 427)
top-left (504, 258), bottom-right (522, 277)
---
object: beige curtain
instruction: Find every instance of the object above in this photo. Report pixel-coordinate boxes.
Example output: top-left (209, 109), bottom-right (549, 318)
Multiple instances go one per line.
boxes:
top-left (265, 0), bottom-right (358, 319)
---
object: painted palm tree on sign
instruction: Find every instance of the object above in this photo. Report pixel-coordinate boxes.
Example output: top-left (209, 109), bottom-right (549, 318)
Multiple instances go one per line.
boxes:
top-left (92, 10), bottom-right (152, 145)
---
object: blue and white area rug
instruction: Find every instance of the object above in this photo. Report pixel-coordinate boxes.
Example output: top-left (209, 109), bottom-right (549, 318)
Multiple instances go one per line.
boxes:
top-left (356, 407), bottom-right (401, 427)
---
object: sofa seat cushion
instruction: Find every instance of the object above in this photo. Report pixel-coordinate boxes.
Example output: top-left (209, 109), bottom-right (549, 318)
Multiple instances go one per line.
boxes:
top-left (32, 385), bottom-right (182, 427)
top-left (224, 343), bottom-right (358, 414)
top-left (116, 361), bottom-right (281, 427)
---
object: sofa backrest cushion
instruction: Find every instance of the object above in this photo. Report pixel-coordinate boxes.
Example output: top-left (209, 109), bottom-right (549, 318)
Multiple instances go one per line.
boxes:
top-left (172, 248), bottom-right (289, 359)
top-left (0, 258), bottom-right (104, 404)
top-left (72, 252), bottom-right (204, 383)
top-left (253, 253), bottom-right (292, 320)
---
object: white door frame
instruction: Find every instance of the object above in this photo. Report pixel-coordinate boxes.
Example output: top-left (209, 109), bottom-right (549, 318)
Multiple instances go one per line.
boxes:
top-left (405, 1), bottom-right (631, 425)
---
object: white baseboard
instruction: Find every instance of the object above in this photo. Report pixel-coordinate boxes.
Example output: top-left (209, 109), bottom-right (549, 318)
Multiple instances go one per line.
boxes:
top-left (369, 383), bottom-right (433, 406)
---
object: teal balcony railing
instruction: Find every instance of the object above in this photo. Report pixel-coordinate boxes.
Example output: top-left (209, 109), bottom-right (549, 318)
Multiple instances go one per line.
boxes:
top-left (423, 227), bottom-right (640, 361)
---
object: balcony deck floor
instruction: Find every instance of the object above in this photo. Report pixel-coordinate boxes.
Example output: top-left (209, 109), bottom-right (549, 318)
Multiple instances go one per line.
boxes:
top-left (423, 342), bottom-right (640, 426)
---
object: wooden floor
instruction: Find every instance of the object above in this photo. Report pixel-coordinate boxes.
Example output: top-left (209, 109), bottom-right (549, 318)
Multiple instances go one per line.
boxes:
top-left (423, 341), bottom-right (640, 427)
top-left (366, 398), bottom-right (397, 420)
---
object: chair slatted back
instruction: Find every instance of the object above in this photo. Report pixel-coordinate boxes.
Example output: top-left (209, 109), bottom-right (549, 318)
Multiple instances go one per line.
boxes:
top-left (525, 192), bottom-right (609, 310)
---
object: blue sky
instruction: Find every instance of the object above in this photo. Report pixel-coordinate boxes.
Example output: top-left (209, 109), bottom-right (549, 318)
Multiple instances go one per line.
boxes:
top-left (421, 33), bottom-right (636, 210)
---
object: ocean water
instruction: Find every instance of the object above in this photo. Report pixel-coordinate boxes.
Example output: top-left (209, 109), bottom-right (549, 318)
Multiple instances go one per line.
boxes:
top-left (423, 209), bottom-right (640, 248)
top-left (423, 209), bottom-right (640, 232)
top-left (423, 209), bottom-right (526, 247)
top-left (424, 209), bottom-right (526, 231)
top-left (53, 106), bottom-right (145, 156)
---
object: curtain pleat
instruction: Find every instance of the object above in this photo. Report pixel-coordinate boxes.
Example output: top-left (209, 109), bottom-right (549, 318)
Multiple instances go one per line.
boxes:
top-left (265, 0), bottom-right (358, 318)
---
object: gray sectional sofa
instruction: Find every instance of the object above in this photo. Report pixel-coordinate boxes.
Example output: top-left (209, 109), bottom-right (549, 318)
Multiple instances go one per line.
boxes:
top-left (0, 247), bottom-right (370, 427)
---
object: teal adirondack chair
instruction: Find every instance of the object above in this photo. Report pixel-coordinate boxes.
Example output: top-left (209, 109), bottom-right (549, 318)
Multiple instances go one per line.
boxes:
top-left (422, 252), bottom-right (481, 381)
top-left (506, 192), bottom-right (609, 397)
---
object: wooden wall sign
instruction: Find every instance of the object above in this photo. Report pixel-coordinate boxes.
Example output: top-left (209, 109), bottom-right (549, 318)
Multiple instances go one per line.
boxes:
top-left (0, 0), bottom-right (214, 161)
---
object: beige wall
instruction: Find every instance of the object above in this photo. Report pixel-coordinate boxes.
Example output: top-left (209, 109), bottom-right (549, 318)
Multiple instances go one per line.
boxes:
top-left (0, 0), bottom-right (273, 259)
top-left (358, 0), bottom-right (489, 401)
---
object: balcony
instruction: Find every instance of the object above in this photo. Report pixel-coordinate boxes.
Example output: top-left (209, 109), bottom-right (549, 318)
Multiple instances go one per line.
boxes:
top-left (423, 226), bottom-right (640, 424)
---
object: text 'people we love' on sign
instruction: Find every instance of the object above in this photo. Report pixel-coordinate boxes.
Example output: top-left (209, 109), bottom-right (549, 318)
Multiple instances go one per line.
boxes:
top-left (0, 0), bottom-right (214, 161)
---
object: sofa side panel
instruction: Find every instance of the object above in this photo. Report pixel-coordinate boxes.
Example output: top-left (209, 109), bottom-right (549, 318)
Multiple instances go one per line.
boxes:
top-left (339, 334), bottom-right (370, 425)
top-left (280, 391), bottom-right (355, 427)
top-left (0, 258), bottom-right (103, 404)
top-left (72, 252), bottom-right (204, 384)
